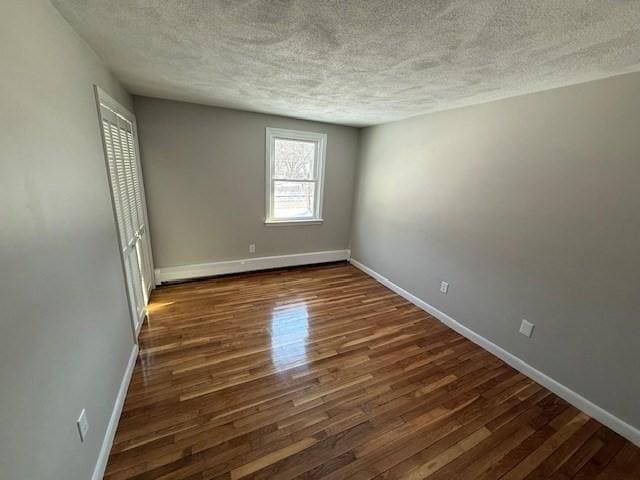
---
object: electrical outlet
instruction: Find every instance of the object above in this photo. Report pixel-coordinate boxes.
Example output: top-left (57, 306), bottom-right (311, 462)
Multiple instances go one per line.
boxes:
top-left (440, 281), bottom-right (449, 294)
top-left (519, 319), bottom-right (534, 338)
top-left (249, 243), bottom-right (256, 253)
top-left (77, 409), bottom-right (89, 442)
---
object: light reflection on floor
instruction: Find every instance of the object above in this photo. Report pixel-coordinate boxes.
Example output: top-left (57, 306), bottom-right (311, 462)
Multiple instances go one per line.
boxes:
top-left (270, 301), bottom-right (309, 372)
top-left (146, 301), bottom-right (175, 314)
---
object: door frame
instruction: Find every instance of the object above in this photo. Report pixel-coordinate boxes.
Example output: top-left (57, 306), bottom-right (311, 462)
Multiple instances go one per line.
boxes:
top-left (93, 85), bottom-right (155, 339)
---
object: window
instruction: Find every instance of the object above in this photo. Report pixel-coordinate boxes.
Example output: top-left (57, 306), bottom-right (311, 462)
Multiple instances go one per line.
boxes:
top-left (265, 127), bottom-right (326, 224)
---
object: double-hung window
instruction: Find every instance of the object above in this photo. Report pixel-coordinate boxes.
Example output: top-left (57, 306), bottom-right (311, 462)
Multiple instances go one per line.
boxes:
top-left (265, 127), bottom-right (327, 224)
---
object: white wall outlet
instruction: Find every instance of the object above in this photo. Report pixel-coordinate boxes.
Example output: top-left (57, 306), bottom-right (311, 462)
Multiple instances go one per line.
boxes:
top-left (249, 243), bottom-right (256, 253)
top-left (77, 409), bottom-right (89, 442)
top-left (440, 281), bottom-right (449, 294)
top-left (519, 319), bottom-right (535, 338)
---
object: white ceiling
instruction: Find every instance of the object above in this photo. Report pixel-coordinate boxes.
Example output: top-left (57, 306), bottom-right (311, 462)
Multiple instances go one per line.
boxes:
top-left (52, 0), bottom-right (640, 127)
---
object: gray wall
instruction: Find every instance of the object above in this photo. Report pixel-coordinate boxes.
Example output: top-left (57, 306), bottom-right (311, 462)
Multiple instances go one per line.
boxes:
top-left (0, 1), bottom-right (135, 479)
top-left (134, 96), bottom-right (359, 268)
top-left (351, 72), bottom-right (640, 430)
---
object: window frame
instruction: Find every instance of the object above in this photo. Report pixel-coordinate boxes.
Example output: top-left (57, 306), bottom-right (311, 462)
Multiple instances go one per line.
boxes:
top-left (265, 127), bottom-right (327, 225)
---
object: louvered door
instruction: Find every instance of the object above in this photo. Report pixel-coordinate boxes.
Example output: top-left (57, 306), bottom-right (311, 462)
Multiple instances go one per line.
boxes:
top-left (96, 87), bottom-right (153, 336)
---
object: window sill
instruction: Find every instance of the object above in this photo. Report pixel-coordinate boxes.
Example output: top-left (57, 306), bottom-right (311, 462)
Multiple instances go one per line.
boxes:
top-left (264, 219), bottom-right (324, 226)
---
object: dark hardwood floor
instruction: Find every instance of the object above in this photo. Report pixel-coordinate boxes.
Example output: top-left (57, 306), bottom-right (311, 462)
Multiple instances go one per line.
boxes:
top-left (104, 262), bottom-right (640, 479)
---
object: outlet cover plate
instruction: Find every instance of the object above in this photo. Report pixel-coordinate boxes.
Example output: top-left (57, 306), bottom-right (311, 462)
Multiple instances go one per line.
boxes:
top-left (519, 319), bottom-right (534, 338)
top-left (77, 409), bottom-right (89, 442)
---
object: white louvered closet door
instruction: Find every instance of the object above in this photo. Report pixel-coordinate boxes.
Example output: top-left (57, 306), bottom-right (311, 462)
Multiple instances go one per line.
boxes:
top-left (97, 89), bottom-right (154, 337)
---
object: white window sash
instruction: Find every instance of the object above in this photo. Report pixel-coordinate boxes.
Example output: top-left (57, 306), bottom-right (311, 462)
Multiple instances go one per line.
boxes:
top-left (265, 127), bottom-right (326, 224)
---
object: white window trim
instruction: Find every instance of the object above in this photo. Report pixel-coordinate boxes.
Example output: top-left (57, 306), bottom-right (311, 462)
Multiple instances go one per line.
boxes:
top-left (265, 127), bottom-right (327, 225)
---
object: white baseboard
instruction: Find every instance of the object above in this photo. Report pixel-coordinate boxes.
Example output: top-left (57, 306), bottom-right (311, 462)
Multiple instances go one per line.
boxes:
top-left (155, 249), bottom-right (351, 284)
top-left (92, 343), bottom-right (139, 480)
top-left (349, 258), bottom-right (640, 447)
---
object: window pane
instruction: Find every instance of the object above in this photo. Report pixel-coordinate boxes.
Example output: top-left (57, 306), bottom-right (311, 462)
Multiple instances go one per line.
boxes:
top-left (274, 139), bottom-right (315, 180)
top-left (273, 181), bottom-right (315, 218)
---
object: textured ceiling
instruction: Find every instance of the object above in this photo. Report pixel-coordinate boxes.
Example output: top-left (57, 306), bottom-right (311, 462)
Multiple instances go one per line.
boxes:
top-left (52, 0), bottom-right (640, 126)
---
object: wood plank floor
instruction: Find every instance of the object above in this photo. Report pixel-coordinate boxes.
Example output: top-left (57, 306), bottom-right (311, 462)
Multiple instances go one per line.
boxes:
top-left (105, 262), bottom-right (640, 480)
